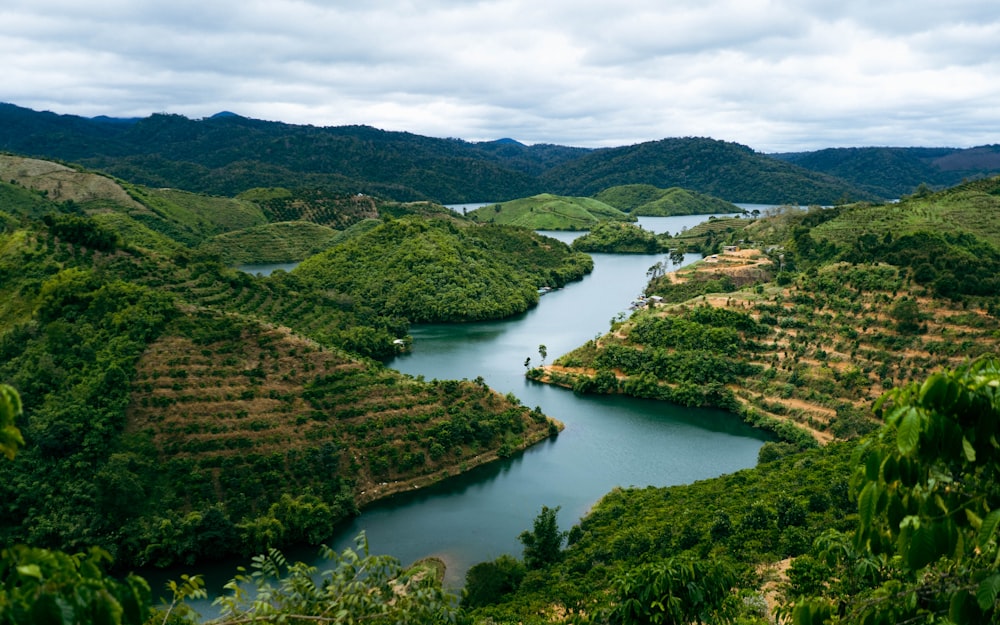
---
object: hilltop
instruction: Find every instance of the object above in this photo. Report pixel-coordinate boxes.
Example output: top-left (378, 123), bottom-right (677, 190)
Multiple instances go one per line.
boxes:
top-left (593, 184), bottom-right (743, 216)
top-left (464, 193), bottom-right (633, 230)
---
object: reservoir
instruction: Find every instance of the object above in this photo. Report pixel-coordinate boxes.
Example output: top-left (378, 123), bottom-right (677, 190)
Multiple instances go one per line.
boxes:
top-left (322, 213), bottom-right (769, 588)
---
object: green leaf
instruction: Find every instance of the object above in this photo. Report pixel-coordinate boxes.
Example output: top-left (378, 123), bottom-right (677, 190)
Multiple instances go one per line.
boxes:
top-left (865, 449), bottom-right (882, 482)
top-left (962, 436), bottom-right (976, 463)
top-left (950, 590), bottom-right (975, 624)
top-left (977, 573), bottom-right (1000, 611)
top-left (966, 508), bottom-right (983, 530)
top-left (858, 482), bottom-right (879, 529)
top-left (906, 524), bottom-right (939, 570)
top-left (17, 564), bottom-right (43, 580)
top-left (897, 407), bottom-right (921, 456)
top-left (979, 509), bottom-right (1000, 549)
top-left (30, 594), bottom-right (73, 625)
top-left (920, 373), bottom-right (948, 406)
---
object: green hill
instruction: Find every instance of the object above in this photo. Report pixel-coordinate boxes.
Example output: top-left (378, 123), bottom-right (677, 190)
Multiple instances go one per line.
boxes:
top-left (570, 221), bottom-right (661, 253)
top-left (466, 194), bottom-right (633, 230)
top-left (808, 176), bottom-right (1000, 249)
top-left (774, 145), bottom-right (1000, 198)
top-left (540, 137), bottom-right (876, 205)
top-left (594, 184), bottom-right (743, 216)
top-left (293, 216), bottom-right (594, 322)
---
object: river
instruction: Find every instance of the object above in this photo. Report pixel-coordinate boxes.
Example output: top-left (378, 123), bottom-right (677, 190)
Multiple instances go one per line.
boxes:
top-left (180, 212), bottom-right (769, 615)
top-left (321, 213), bottom-right (768, 586)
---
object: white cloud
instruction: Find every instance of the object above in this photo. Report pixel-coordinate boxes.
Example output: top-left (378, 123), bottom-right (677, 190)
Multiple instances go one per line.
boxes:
top-left (0, 0), bottom-right (997, 151)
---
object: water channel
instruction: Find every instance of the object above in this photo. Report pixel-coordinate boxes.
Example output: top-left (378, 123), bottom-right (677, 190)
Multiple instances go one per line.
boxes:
top-left (183, 212), bottom-right (771, 615)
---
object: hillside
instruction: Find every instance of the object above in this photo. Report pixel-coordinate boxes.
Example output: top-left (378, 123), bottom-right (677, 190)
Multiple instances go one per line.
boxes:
top-left (539, 137), bottom-right (876, 205)
top-left (293, 216), bottom-right (594, 321)
top-left (0, 104), bottom-right (552, 202)
top-left (462, 178), bottom-right (1000, 624)
top-left (198, 220), bottom-right (340, 264)
top-left (465, 193), bottom-right (633, 230)
top-left (775, 145), bottom-right (1000, 198)
top-left (594, 184), bottom-right (742, 216)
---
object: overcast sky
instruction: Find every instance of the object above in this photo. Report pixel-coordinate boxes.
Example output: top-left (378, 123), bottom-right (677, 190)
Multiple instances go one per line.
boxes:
top-left (2, 0), bottom-right (998, 152)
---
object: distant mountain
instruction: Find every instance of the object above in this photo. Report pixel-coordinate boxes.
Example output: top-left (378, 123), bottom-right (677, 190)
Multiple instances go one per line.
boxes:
top-left (6, 101), bottom-right (983, 205)
top-left (539, 137), bottom-right (874, 205)
top-left (772, 145), bottom-right (1000, 198)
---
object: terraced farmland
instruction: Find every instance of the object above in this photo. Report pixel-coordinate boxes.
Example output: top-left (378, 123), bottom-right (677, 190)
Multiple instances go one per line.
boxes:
top-left (128, 317), bottom-right (558, 518)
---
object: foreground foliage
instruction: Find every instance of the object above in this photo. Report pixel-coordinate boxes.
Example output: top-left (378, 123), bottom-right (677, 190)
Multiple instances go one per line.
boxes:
top-left (157, 536), bottom-right (464, 625)
top-left (791, 357), bottom-right (1000, 624)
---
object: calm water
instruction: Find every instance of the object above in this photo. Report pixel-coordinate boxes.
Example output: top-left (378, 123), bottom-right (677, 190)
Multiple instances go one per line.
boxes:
top-left (181, 214), bottom-right (768, 614)
top-left (321, 215), bottom-right (767, 588)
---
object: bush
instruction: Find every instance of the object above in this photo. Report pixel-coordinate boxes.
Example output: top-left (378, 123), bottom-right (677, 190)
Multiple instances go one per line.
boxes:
top-left (462, 555), bottom-right (526, 608)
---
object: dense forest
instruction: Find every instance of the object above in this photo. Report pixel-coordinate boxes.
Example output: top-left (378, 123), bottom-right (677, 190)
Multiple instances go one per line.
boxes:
top-left (3, 135), bottom-right (1000, 625)
top-left (11, 102), bottom-right (1000, 205)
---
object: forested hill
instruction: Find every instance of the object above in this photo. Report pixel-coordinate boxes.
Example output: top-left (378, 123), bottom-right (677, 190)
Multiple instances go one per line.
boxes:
top-left (0, 102), bottom-right (877, 205)
top-left (773, 145), bottom-right (1000, 198)
top-left (538, 137), bottom-right (877, 205)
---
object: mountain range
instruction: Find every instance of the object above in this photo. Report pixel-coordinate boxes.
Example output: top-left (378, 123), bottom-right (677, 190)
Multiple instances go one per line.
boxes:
top-left (1, 102), bottom-right (998, 205)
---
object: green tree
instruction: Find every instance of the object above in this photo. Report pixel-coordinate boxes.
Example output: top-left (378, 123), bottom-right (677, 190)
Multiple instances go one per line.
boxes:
top-left (209, 534), bottom-right (462, 625)
top-left (462, 554), bottom-right (526, 608)
top-left (538, 344), bottom-right (547, 365)
top-left (518, 505), bottom-right (567, 570)
top-left (0, 384), bottom-right (23, 460)
top-left (609, 557), bottom-right (736, 625)
top-left (0, 385), bottom-right (151, 625)
top-left (890, 297), bottom-right (921, 333)
top-left (794, 357), bottom-right (1000, 624)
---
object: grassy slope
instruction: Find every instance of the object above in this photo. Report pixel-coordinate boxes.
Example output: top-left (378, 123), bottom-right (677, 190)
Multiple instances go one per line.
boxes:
top-left (595, 184), bottom-right (742, 216)
top-left (811, 178), bottom-right (1000, 248)
top-left (466, 194), bottom-right (632, 230)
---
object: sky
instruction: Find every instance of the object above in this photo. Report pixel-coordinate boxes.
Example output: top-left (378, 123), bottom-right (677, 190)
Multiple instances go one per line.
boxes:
top-left (1, 0), bottom-right (998, 152)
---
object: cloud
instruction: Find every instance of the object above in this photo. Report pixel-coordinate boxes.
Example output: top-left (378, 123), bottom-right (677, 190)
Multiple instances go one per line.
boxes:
top-left (1, 0), bottom-right (997, 151)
